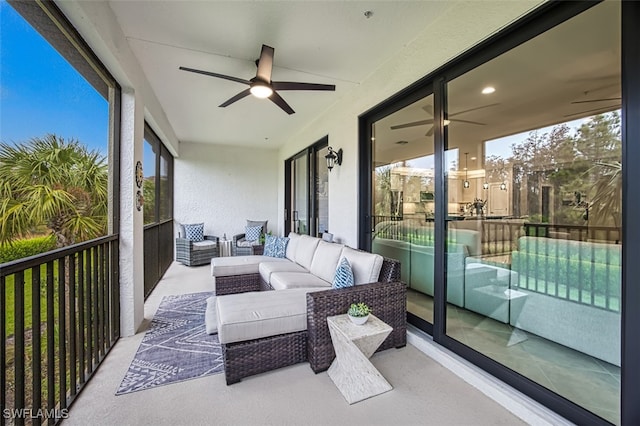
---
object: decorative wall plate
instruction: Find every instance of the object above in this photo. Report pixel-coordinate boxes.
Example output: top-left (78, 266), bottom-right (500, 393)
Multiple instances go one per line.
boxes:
top-left (136, 190), bottom-right (144, 211)
top-left (135, 161), bottom-right (144, 188)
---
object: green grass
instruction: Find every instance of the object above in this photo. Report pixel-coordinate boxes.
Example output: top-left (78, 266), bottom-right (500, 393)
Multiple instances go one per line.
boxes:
top-left (4, 264), bottom-right (58, 337)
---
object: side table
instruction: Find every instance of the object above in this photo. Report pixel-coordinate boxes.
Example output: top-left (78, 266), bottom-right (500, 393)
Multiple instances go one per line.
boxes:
top-left (219, 239), bottom-right (232, 257)
top-left (326, 314), bottom-right (393, 404)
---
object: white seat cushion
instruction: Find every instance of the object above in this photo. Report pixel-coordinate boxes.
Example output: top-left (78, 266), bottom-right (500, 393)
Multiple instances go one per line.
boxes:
top-left (259, 261), bottom-right (307, 284)
top-left (210, 255), bottom-right (288, 277)
top-left (205, 296), bottom-right (218, 334)
top-left (215, 288), bottom-right (326, 344)
top-left (286, 232), bottom-right (301, 261)
top-left (269, 271), bottom-right (331, 290)
top-left (294, 235), bottom-right (321, 270)
top-left (309, 241), bottom-right (345, 283)
top-left (340, 247), bottom-right (384, 285)
top-left (192, 240), bottom-right (216, 251)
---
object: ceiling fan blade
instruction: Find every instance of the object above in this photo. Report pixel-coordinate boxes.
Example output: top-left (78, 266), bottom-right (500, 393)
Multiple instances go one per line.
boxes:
top-left (449, 118), bottom-right (486, 126)
top-left (180, 66), bottom-right (251, 85)
top-left (391, 119), bottom-right (433, 130)
top-left (272, 82), bottom-right (336, 91)
top-left (571, 97), bottom-right (621, 104)
top-left (256, 45), bottom-right (275, 82)
top-left (269, 91), bottom-right (295, 115)
top-left (426, 126), bottom-right (435, 137)
top-left (449, 103), bottom-right (500, 118)
top-left (219, 88), bottom-right (252, 107)
top-left (422, 104), bottom-right (434, 116)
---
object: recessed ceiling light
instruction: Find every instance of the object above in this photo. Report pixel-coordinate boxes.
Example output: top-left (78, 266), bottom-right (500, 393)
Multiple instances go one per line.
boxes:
top-left (471, 156), bottom-right (477, 160)
top-left (396, 140), bottom-right (409, 145)
top-left (482, 86), bottom-right (496, 95)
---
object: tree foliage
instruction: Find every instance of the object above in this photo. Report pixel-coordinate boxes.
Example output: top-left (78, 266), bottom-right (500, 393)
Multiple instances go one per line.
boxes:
top-left (0, 134), bottom-right (108, 247)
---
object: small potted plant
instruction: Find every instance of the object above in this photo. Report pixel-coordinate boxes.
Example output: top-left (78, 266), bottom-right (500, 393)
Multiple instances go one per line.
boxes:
top-left (347, 302), bottom-right (371, 325)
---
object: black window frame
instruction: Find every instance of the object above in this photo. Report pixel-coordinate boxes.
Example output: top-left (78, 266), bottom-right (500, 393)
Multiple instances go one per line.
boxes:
top-left (7, 0), bottom-right (122, 237)
top-left (143, 123), bottom-right (174, 226)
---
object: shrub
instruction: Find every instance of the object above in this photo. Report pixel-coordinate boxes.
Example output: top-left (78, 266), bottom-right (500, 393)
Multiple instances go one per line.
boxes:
top-left (0, 235), bottom-right (56, 264)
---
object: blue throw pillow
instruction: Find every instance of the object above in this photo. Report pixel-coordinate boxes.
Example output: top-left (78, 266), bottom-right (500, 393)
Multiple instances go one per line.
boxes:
top-left (184, 223), bottom-right (204, 242)
top-left (264, 235), bottom-right (289, 258)
top-left (245, 225), bottom-right (262, 242)
top-left (333, 257), bottom-right (354, 289)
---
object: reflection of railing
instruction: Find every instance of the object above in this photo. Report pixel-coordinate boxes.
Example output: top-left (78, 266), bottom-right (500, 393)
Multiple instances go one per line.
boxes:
top-left (512, 238), bottom-right (621, 312)
top-left (524, 223), bottom-right (621, 244)
top-left (1, 235), bottom-right (119, 425)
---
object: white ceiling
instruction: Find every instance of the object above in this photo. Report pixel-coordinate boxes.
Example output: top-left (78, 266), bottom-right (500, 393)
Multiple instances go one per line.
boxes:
top-left (107, 1), bottom-right (452, 148)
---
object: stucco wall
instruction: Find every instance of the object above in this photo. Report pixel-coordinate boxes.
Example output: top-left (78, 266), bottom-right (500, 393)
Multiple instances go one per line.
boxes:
top-left (174, 142), bottom-right (279, 240)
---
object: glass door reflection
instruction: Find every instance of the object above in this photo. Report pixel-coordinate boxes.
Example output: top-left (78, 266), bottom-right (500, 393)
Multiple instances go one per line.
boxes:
top-left (371, 94), bottom-right (435, 325)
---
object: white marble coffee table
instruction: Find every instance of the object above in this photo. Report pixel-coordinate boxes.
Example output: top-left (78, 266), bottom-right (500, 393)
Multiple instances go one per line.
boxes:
top-left (326, 314), bottom-right (393, 404)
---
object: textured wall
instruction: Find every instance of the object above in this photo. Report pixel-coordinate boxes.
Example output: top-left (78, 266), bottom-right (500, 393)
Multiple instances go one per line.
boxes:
top-left (174, 142), bottom-right (279, 241)
top-left (119, 89), bottom-right (145, 336)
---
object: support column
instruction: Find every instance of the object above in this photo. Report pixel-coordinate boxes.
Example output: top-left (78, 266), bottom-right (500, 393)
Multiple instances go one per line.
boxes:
top-left (119, 88), bottom-right (145, 336)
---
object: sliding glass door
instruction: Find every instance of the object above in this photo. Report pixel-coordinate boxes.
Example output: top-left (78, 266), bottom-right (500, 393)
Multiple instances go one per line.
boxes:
top-left (360, 1), bottom-right (630, 423)
top-left (285, 137), bottom-right (329, 236)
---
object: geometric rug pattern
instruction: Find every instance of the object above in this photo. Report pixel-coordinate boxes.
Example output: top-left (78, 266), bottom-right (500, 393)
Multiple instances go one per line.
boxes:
top-left (115, 292), bottom-right (223, 395)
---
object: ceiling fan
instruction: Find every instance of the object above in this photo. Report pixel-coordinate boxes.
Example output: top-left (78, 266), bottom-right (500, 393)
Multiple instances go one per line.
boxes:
top-left (179, 44), bottom-right (336, 115)
top-left (390, 103), bottom-right (499, 136)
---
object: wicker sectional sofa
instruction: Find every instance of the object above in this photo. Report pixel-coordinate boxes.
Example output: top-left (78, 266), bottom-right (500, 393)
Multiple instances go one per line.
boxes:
top-left (210, 233), bottom-right (406, 384)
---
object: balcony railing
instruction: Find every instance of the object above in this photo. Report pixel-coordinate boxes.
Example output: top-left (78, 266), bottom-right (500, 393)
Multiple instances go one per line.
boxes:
top-left (1, 235), bottom-right (119, 425)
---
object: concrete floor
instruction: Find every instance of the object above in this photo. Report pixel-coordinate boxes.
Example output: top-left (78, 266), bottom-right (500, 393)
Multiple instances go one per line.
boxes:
top-left (64, 262), bottom-right (568, 426)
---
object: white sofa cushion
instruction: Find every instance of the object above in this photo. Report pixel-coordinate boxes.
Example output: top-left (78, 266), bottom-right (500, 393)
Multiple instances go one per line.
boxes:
top-left (259, 261), bottom-right (307, 284)
top-left (309, 241), bottom-right (345, 283)
top-left (211, 255), bottom-right (288, 277)
top-left (216, 288), bottom-right (326, 344)
top-left (205, 296), bottom-right (218, 334)
top-left (340, 247), bottom-right (384, 285)
top-left (270, 272), bottom-right (331, 290)
top-left (294, 235), bottom-right (321, 270)
top-left (286, 232), bottom-right (300, 261)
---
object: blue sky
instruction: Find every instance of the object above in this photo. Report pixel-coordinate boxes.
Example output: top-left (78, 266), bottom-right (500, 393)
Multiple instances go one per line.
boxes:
top-left (0, 1), bottom-right (109, 155)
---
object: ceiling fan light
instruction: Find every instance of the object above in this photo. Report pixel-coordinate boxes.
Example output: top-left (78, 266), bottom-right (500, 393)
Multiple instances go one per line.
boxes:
top-left (250, 82), bottom-right (273, 98)
top-left (444, 119), bottom-right (451, 126)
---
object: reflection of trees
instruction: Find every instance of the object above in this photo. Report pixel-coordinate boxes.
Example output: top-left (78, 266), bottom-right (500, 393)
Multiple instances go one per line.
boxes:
top-left (505, 112), bottom-right (621, 226)
top-left (374, 165), bottom-right (392, 218)
top-left (143, 177), bottom-right (156, 223)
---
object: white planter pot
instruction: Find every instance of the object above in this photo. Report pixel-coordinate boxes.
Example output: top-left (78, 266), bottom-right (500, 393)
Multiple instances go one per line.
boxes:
top-left (348, 314), bottom-right (369, 325)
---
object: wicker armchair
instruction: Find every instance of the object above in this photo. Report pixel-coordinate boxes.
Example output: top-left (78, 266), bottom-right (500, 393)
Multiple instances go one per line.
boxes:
top-left (232, 233), bottom-right (264, 256)
top-left (176, 235), bottom-right (219, 266)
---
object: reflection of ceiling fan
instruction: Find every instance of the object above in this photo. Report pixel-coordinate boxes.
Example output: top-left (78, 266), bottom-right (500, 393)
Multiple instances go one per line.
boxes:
top-left (391, 103), bottom-right (499, 136)
top-left (179, 44), bottom-right (335, 115)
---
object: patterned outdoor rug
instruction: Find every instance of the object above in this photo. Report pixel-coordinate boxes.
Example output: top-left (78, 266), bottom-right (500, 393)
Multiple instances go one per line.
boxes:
top-left (115, 292), bottom-right (223, 395)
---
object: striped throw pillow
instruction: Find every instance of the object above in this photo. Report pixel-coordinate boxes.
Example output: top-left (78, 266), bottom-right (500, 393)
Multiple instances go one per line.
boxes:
top-left (333, 257), bottom-right (354, 289)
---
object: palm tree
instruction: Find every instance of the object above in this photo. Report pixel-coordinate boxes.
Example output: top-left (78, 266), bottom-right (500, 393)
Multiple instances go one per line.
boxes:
top-left (0, 134), bottom-right (108, 247)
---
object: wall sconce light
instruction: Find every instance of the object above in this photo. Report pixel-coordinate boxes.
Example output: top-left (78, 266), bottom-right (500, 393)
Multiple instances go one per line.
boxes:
top-left (500, 182), bottom-right (507, 191)
top-left (325, 146), bottom-right (343, 172)
top-left (483, 182), bottom-right (489, 190)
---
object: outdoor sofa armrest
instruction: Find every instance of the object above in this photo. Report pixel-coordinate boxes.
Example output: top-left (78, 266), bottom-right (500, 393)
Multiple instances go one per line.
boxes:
top-left (233, 233), bottom-right (246, 243)
top-left (306, 280), bottom-right (407, 373)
